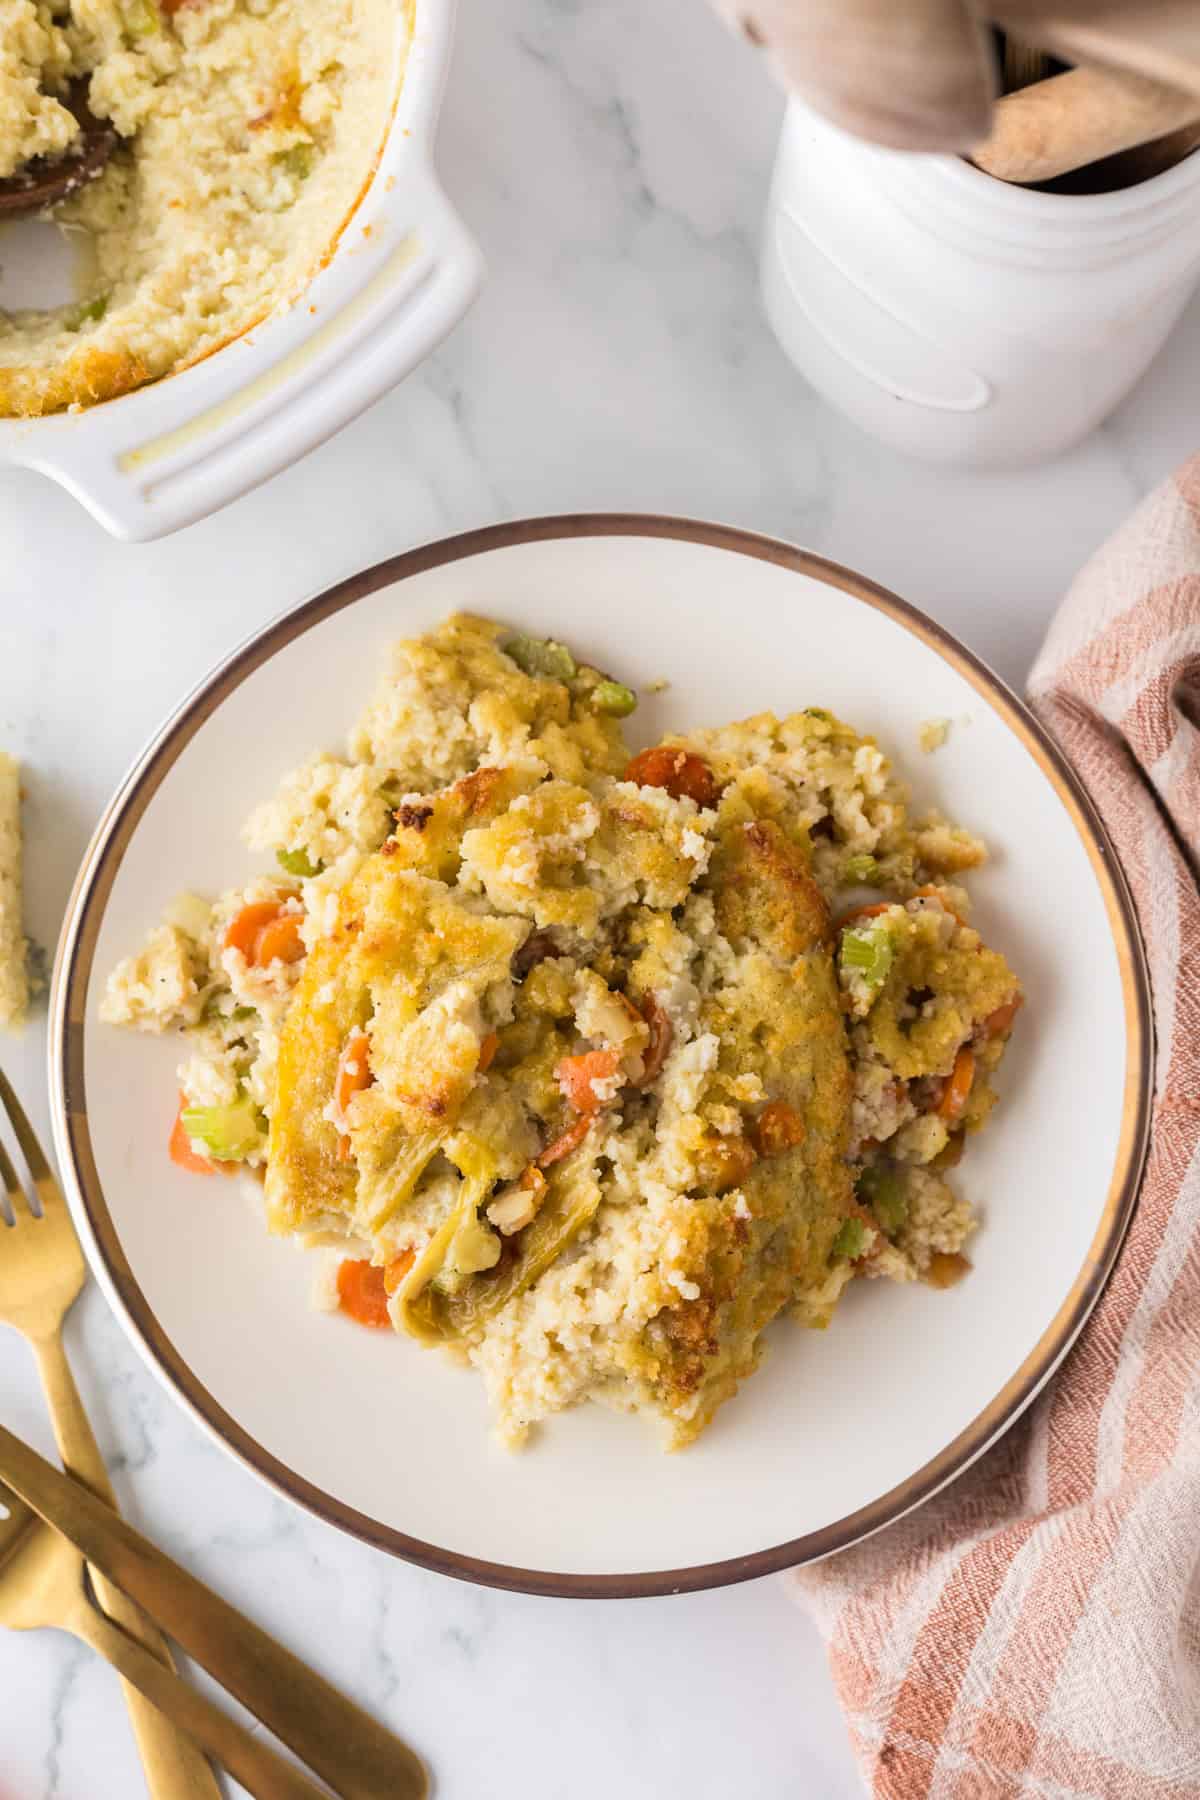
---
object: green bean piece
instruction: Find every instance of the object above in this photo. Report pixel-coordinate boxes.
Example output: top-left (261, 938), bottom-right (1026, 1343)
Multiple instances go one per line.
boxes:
top-left (830, 1217), bottom-right (866, 1262)
top-left (502, 633), bottom-right (577, 682)
top-left (857, 1164), bottom-right (908, 1237)
top-left (590, 678), bottom-right (637, 717)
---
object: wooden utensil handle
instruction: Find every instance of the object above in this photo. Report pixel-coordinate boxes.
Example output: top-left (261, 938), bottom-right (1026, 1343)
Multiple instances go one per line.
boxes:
top-left (973, 65), bottom-right (1200, 183)
top-left (34, 1333), bottom-right (222, 1800)
top-left (68, 1594), bottom-right (330, 1800)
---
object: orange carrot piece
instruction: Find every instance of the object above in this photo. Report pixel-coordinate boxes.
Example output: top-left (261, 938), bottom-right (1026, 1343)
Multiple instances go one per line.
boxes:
top-left (168, 1095), bottom-right (216, 1175)
top-left (555, 1048), bottom-right (621, 1115)
top-left (983, 995), bottom-right (1023, 1038)
top-left (623, 746), bottom-right (718, 808)
top-left (223, 900), bottom-right (286, 958)
top-left (545, 1040), bottom-right (628, 1166)
top-left (253, 912), bottom-right (305, 967)
top-left (835, 901), bottom-right (894, 930)
top-left (335, 1030), bottom-right (371, 1109)
top-left (938, 1046), bottom-right (976, 1122)
top-left (336, 1259), bottom-right (392, 1328)
top-left (537, 1114), bottom-right (593, 1169)
top-left (478, 1031), bottom-right (499, 1073)
top-left (224, 899), bottom-right (306, 968)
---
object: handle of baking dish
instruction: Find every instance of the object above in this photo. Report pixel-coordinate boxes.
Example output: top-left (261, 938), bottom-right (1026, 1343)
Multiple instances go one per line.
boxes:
top-left (11, 166), bottom-right (483, 542)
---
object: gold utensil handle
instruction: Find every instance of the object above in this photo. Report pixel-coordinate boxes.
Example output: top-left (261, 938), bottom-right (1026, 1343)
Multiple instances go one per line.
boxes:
top-left (69, 1594), bottom-right (330, 1800)
top-left (34, 1333), bottom-right (222, 1800)
top-left (0, 1421), bottom-right (428, 1800)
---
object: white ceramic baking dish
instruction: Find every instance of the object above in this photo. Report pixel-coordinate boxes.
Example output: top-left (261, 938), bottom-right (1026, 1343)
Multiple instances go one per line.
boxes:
top-left (0, 0), bottom-right (481, 540)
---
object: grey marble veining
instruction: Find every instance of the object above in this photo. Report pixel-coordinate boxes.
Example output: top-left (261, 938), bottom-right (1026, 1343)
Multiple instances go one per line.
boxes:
top-left (2, 0), bottom-right (1198, 1793)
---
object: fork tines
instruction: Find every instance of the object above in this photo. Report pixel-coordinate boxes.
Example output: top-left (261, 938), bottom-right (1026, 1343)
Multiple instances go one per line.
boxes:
top-left (0, 1068), bottom-right (58, 1224)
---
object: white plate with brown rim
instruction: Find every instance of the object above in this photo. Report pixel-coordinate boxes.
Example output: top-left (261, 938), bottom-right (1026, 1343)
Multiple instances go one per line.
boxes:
top-left (49, 516), bottom-right (1152, 1597)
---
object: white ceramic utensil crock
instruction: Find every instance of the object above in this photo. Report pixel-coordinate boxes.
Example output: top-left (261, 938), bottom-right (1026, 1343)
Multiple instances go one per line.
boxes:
top-left (762, 98), bottom-right (1200, 466)
top-left (0, 0), bottom-right (481, 540)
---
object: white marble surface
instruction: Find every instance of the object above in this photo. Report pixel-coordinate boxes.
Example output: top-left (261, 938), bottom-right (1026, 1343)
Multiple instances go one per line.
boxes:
top-left (1, 0), bottom-right (1198, 1793)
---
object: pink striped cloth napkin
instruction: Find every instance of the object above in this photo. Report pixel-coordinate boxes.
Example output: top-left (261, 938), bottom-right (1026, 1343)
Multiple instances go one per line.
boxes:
top-left (789, 455), bottom-right (1200, 1798)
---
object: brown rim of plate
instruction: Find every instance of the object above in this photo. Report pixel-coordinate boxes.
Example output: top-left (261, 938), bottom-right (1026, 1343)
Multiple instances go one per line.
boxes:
top-left (49, 514), bottom-right (1154, 1600)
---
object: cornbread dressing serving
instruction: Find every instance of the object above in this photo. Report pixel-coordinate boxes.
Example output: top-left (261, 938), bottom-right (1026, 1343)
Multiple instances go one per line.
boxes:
top-left (0, 0), bottom-right (400, 417)
top-left (0, 1), bottom-right (78, 179)
top-left (102, 614), bottom-right (1023, 1449)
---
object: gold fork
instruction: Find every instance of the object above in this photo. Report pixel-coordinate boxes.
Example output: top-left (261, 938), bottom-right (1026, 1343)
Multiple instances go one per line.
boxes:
top-left (0, 1418), bottom-right (429, 1798)
top-left (0, 1473), bottom-right (331, 1798)
top-left (0, 1067), bottom-right (220, 1800)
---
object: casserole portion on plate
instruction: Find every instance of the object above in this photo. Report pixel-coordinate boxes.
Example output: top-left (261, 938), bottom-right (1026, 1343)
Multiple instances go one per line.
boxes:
top-left (101, 613), bottom-right (1022, 1448)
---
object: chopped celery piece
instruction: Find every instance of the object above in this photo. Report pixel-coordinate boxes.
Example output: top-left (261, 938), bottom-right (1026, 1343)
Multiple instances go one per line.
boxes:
top-left (274, 142), bottom-right (314, 181)
top-left (362, 1128), bottom-right (444, 1235)
top-left (804, 707), bottom-right (833, 723)
top-left (201, 995), bottom-right (254, 1029)
top-left (64, 294), bottom-right (108, 332)
top-left (830, 1218), bottom-right (866, 1262)
top-left (415, 1147), bottom-right (602, 1341)
top-left (591, 678), bottom-right (636, 717)
top-left (858, 1164), bottom-right (908, 1237)
top-left (180, 1097), bottom-right (264, 1162)
top-left (840, 924), bottom-right (895, 987)
top-left (841, 854), bottom-right (879, 884)
top-left (503, 633), bottom-right (576, 682)
top-left (277, 847), bottom-right (320, 878)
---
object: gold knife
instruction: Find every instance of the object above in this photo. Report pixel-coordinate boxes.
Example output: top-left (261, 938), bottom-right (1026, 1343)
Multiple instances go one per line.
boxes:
top-left (0, 1478), bottom-right (332, 1800)
top-left (0, 1419), bottom-right (427, 1800)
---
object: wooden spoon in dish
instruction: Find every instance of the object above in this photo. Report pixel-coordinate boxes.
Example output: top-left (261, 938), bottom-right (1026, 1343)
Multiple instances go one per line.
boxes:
top-left (0, 82), bottom-right (116, 218)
